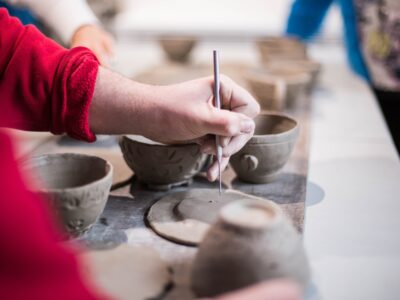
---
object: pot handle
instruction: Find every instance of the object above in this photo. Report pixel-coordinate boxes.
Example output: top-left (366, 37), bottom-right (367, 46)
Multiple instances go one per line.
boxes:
top-left (241, 154), bottom-right (258, 172)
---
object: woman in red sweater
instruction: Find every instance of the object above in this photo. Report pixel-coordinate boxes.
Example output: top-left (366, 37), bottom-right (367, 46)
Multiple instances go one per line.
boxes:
top-left (0, 9), bottom-right (301, 300)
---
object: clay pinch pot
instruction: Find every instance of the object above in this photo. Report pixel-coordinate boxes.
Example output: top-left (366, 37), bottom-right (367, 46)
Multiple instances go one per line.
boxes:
top-left (230, 113), bottom-right (299, 183)
top-left (245, 67), bottom-right (311, 110)
top-left (159, 37), bottom-right (197, 63)
top-left (191, 199), bottom-right (311, 297)
top-left (256, 36), bottom-right (308, 63)
top-left (119, 135), bottom-right (207, 191)
top-left (244, 70), bottom-right (287, 111)
top-left (23, 153), bottom-right (113, 238)
top-left (264, 59), bottom-right (322, 91)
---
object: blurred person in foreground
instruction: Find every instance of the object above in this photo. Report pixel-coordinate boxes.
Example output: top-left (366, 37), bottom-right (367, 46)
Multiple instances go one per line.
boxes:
top-left (0, 0), bottom-right (114, 66)
top-left (286, 0), bottom-right (400, 155)
top-left (0, 9), bottom-right (302, 300)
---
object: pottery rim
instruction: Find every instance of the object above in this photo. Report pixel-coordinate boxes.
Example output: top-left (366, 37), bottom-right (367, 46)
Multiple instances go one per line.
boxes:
top-left (24, 153), bottom-right (113, 193)
top-left (219, 199), bottom-right (283, 231)
top-left (246, 68), bottom-right (311, 86)
top-left (121, 135), bottom-right (197, 149)
top-left (247, 112), bottom-right (299, 144)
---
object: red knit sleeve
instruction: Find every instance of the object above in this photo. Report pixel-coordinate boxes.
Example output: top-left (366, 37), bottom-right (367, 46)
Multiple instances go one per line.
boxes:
top-left (0, 8), bottom-right (98, 142)
top-left (0, 131), bottom-right (108, 299)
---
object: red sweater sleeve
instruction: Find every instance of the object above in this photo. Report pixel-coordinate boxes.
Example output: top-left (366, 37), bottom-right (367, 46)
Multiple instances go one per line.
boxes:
top-left (0, 8), bottom-right (98, 142)
top-left (0, 131), bottom-right (108, 300)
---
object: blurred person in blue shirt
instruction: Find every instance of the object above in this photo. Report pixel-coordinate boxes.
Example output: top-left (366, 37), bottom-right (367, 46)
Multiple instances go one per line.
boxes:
top-left (286, 0), bottom-right (400, 155)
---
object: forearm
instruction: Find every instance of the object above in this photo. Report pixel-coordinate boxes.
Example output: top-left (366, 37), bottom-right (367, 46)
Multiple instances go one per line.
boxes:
top-left (89, 67), bottom-right (163, 137)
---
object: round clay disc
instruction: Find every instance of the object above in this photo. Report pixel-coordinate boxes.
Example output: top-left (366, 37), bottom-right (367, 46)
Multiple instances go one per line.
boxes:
top-left (80, 245), bottom-right (171, 300)
top-left (147, 188), bottom-right (263, 246)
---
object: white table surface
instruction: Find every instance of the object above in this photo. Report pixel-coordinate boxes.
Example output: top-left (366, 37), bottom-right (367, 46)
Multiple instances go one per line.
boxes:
top-left (304, 45), bottom-right (400, 300)
top-left (112, 39), bottom-right (400, 300)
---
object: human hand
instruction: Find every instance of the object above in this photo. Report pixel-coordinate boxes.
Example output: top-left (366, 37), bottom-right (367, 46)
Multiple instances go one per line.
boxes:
top-left (90, 69), bottom-right (260, 181)
top-left (141, 75), bottom-right (260, 181)
top-left (71, 25), bottom-right (114, 67)
top-left (206, 279), bottom-right (302, 300)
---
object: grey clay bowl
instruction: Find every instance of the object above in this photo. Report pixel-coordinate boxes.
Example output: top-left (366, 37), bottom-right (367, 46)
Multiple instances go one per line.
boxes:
top-left (24, 153), bottom-right (113, 238)
top-left (159, 37), bottom-right (197, 63)
top-left (230, 113), bottom-right (299, 183)
top-left (120, 135), bottom-right (207, 190)
top-left (256, 37), bottom-right (307, 63)
top-left (191, 199), bottom-right (311, 297)
top-left (245, 68), bottom-right (311, 111)
top-left (263, 59), bottom-right (322, 92)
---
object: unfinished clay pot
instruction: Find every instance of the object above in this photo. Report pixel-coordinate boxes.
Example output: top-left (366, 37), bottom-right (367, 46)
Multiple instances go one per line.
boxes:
top-left (23, 153), bottom-right (113, 238)
top-left (191, 199), bottom-right (310, 297)
top-left (245, 68), bottom-right (310, 110)
top-left (159, 37), bottom-right (197, 63)
top-left (264, 59), bottom-right (322, 91)
top-left (245, 71), bottom-right (287, 111)
top-left (256, 37), bottom-right (307, 63)
top-left (119, 135), bottom-right (207, 190)
top-left (230, 113), bottom-right (298, 183)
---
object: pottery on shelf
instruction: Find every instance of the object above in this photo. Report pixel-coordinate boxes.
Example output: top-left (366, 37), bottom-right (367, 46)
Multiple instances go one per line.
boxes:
top-left (159, 37), bottom-right (197, 63)
top-left (119, 135), bottom-right (207, 190)
top-left (191, 199), bottom-right (311, 297)
top-left (256, 37), bottom-right (308, 63)
top-left (230, 113), bottom-right (299, 183)
top-left (23, 153), bottom-right (113, 238)
top-left (245, 68), bottom-right (310, 110)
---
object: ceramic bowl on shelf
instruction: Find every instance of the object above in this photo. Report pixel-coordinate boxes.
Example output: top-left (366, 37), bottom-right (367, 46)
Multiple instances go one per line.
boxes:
top-left (23, 153), bottom-right (113, 238)
top-left (230, 113), bottom-right (299, 183)
top-left (119, 135), bottom-right (207, 190)
top-left (191, 199), bottom-right (310, 297)
top-left (159, 37), bottom-right (197, 63)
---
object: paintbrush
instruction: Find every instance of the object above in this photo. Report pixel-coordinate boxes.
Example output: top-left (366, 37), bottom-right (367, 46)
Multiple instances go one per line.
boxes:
top-left (213, 50), bottom-right (222, 195)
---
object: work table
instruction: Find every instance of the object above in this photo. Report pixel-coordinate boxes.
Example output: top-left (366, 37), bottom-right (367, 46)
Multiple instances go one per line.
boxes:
top-left (12, 40), bottom-right (400, 300)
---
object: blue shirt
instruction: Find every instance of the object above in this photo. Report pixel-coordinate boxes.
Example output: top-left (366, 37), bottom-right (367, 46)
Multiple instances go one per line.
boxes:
top-left (285, 0), bottom-right (371, 82)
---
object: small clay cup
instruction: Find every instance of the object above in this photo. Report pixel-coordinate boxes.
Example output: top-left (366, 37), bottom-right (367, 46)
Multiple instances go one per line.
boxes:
top-left (23, 153), bottom-right (113, 238)
top-left (191, 199), bottom-right (310, 297)
top-left (230, 113), bottom-right (298, 183)
top-left (119, 135), bottom-right (207, 190)
top-left (256, 37), bottom-right (307, 63)
top-left (264, 59), bottom-right (322, 91)
top-left (245, 71), bottom-right (287, 111)
top-left (159, 37), bottom-right (197, 63)
top-left (245, 68), bottom-right (310, 110)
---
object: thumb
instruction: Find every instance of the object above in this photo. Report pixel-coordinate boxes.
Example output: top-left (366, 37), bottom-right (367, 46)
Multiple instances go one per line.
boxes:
top-left (205, 108), bottom-right (255, 137)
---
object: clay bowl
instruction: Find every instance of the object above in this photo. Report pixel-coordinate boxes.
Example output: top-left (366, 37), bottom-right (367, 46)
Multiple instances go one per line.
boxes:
top-left (119, 135), bottom-right (207, 190)
top-left (256, 37), bottom-right (307, 63)
top-left (23, 153), bottom-right (113, 238)
top-left (264, 59), bottom-right (322, 91)
top-left (230, 113), bottom-right (298, 183)
top-left (244, 71), bottom-right (286, 111)
top-left (191, 199), bottom-right (310, 297)
top-left (159, 37), bottom-right (197, 63)
top-left (245, 68), bottom-right (311, 110)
